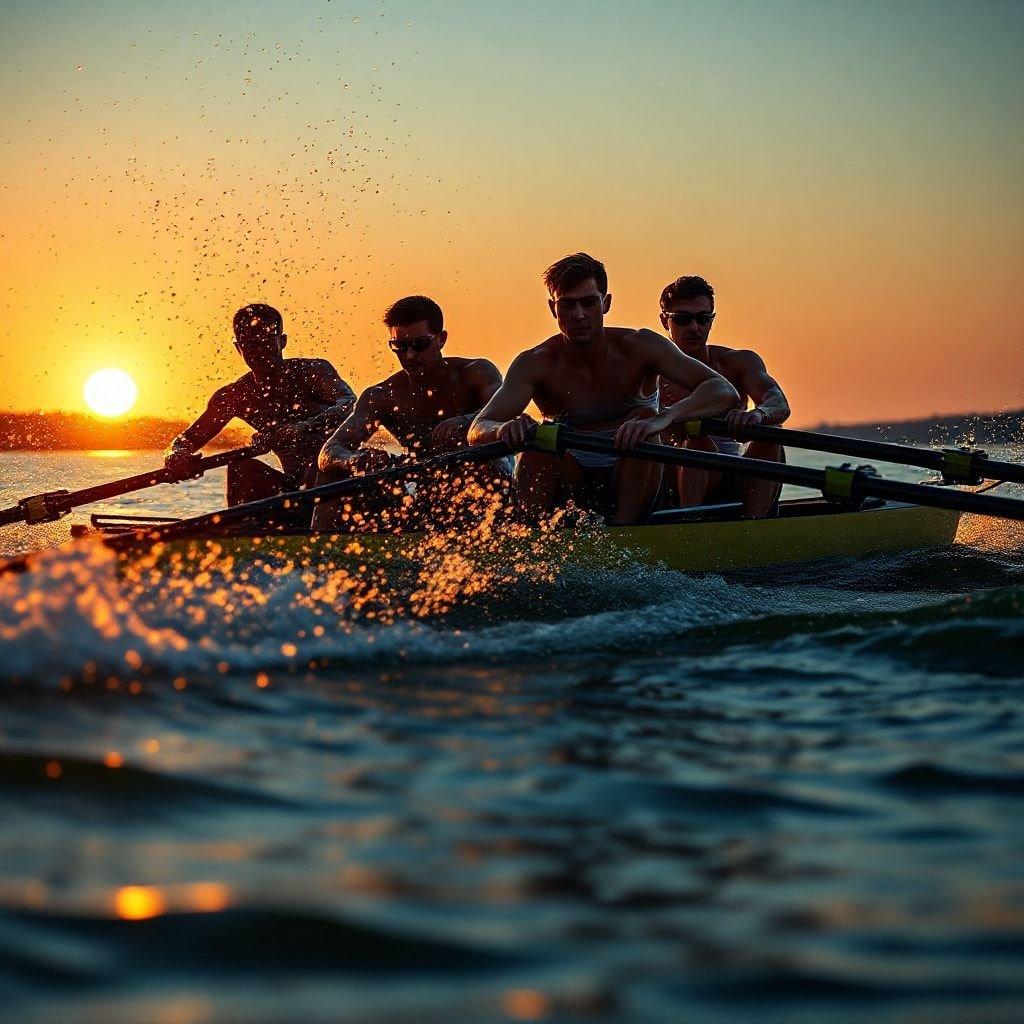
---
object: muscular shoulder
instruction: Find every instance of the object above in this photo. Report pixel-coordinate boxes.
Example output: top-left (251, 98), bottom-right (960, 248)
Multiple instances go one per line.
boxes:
top-left (633, 327), bottom-right (672, 347)
top-left (453, 356), bottom-right (502, 382)
top-left (361, 379), bottom-right (400, 409)
top-left (526, 337), bottom-right (565, 365)
top-left (612, 327), bottom-right (674, 360)
top-left (211, 376), bottom-right (249, 411)
top-left (286, 357), bottom-right (341, 379)
top-left (444, 355), bottom-right (489, 370)
top-left (715, 346), bottom-right (767, 371)
top-left (506, 340), bottom-right (556, 377)
top-left (609, 326), bottom-right (666, 347)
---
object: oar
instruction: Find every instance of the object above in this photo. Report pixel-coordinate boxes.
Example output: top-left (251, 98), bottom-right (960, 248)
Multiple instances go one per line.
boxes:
top-left (0, 445), bottom-right (268, 529)
top-left (103, 441), bottom-right (515, 547)
top-left (689, 417), bottom-right (1024, 486)
top-left (534, 424), bottom-right (1024, 522)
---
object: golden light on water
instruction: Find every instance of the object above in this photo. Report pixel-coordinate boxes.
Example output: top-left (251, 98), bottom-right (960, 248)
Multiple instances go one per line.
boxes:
top-left (115, 885), bottom-right (167, 920)
top-left (189, 883), bottom-right (231, 914)
top-left (83, 368), bottom-right (138, 418)
top-left (502, 989), bottom-right (552, 1021)
top-left (114, 883), bottom-right (231, 920)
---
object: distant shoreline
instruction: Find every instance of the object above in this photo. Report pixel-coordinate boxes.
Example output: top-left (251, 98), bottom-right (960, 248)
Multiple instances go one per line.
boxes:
top-left (0, 412), bottom-right (250, 452)
top-left (0, 408), bottom-right (1021, 452)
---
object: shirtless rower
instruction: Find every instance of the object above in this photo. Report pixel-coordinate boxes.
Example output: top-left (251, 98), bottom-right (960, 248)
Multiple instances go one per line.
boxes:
top-left (469, 253), bottom-right (740, 524)
top-left (312, 295), bottom-right (506, 530)
top-left (658, 275), bottom-right (791, 518)
top-left (165, 303), bottom-right (356, 505)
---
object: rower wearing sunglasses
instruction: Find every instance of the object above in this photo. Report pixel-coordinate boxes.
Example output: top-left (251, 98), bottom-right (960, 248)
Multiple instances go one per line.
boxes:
top-left (659, 276), bottom-right (791, 518)
top-left (165, 303), bottom-right (356, 505)
top-left (313, 295), bottom-right (506, 529)
top-left (470, 254), bottom-right (740, 524)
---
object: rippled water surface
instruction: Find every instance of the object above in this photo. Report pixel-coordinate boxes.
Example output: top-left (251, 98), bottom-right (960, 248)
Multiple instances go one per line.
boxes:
top-left (2, 450), bottom-right (1023, 1024)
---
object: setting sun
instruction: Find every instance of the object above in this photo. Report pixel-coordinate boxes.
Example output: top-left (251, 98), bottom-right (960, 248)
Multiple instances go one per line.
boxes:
top-left (83, 368), bottom-right (138, 418)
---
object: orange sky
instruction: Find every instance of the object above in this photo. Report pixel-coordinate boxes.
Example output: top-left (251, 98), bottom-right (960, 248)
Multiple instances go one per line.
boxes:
top-left (1, 1), bottom-right (1022, 427)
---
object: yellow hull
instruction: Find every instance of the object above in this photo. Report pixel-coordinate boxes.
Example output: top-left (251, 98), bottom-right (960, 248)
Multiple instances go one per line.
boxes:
top-left (157, 499), bottom-right (962, 575)
top-left (605, 501), bottom-right (962, 572)
top-left (1, 499), bottom-right (962, 578)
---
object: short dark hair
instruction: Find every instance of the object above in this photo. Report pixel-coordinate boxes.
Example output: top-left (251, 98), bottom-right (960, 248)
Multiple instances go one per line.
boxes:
top-left (660, 276), bottom-right (715, 310)
top-left (233, 303), bottom-right (283, 341)
top-left (383, 295), bottom-right (444, 334)
top-left (543, 253), bottom-right (608, 297)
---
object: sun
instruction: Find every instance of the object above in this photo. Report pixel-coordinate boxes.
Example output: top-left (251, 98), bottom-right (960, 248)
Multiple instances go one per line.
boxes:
top-left (84, 368), bottom-right (138, 418)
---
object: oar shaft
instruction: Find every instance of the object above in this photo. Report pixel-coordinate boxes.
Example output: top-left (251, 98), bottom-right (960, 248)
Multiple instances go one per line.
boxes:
top-left (557, 431), bottom-right (824, 489)
top-left (0, 445), bottom-right (266, 528)
top-left (0, 506), bottom-right (30, 528)
top-left (699, 417), bottom-right (1024, 485)
top-left (107, 441), bottom-right (515, 546)
top-left (553, 427), bottom-right (1024, 522)
top-left (67, 445), bottom-right (265, 506)
top-left (861, 473), bottom-right (1024, 520)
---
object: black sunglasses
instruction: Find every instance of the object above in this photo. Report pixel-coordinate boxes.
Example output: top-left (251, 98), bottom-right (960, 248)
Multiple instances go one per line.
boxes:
top-left (388, 334), bottom-right (436, 354)
top-left (662, 311), bottom-right (715, 327)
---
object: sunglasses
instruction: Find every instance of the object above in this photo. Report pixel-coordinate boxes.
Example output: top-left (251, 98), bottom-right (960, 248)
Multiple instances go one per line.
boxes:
top-left (662, 311), bottom-right (715, 327)
top-left (388, 334), bottom-right (437, 354)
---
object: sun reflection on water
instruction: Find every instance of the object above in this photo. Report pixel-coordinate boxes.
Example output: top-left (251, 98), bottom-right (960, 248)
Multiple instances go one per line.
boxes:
top-left (114, 882), bottom-right (231, 920)
top-left (115, 885), bottom-right (167, 920)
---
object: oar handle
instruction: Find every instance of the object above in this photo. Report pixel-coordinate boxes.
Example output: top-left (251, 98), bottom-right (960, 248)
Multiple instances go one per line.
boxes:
top-left (694, 417), bottom-right (1024, 486)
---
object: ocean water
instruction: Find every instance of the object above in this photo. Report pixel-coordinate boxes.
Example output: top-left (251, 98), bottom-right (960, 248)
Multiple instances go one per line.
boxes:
top-left (1, 450), bottom-right (1023, 1024)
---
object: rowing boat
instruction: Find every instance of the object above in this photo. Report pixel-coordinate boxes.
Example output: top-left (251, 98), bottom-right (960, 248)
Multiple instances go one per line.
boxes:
top-left (0, 496), bottom-right (962, 578)
top-left (609, 498), bottom-right (961, 572)
top-left (7, 422), bottom-right (1008, 580)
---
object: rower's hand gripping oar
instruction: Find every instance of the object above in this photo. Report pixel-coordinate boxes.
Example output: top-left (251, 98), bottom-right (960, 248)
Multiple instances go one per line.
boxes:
top-left (530, 423), bottom-right (1024, 522)
top-left (688, 417), bottom-right (1024, 486)
top-left (0, 444), bottom-right (269, 529)
top-left (104, 440), bottom-right (516, 547)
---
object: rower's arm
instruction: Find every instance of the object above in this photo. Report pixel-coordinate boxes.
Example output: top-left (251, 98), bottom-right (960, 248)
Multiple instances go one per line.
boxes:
top-left (318, 388), bottom-right (385, 472)
top-left (167, 386), bottom-right (237, 456)
top-left (469, 354), bottom-right (537, 446)
top-left (647, 332), bottom-right (741, 425)
top-left (295, 360), bottom-right (358, 439)
top-left (731, 352), bottom-right (790, 425)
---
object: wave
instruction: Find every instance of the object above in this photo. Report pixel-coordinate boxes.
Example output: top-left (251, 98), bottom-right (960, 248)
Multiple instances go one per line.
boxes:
top-left (0, 750), bottom-right (292, 819)
top-left (877, 762), bottom-right (1024, 797)
top-left (0, 529), bottom-right (1020, 686)
top-left (0, 903), bottom-right (522, 977)
top-left (0, 903), bottom-right (534, 1024)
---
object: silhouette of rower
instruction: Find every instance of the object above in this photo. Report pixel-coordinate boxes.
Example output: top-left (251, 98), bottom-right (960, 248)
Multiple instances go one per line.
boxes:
top-left (166, 304), bottom-right (356, 505)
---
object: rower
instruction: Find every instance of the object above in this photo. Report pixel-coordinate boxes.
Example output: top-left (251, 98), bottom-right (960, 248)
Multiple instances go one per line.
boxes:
top-left (658, 276), bottom-right (791, 518)
top-left (312, 295), bottom-right (507, 530)
top-left (165, 304), bottom-right (356, 505)
top-left (469, 253), bottom-right (740, 524)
